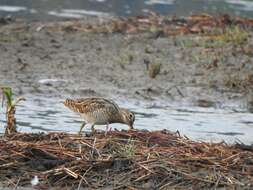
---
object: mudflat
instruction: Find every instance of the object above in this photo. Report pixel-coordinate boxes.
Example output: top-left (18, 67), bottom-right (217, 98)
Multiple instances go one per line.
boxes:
top-left (1, 14), bottom-right (253, 110)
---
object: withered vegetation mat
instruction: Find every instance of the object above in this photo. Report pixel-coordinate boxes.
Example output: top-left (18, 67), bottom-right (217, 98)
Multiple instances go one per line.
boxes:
top-left (44, 13), bottom-right (253, 36)
top-left (0, 130), bottom-right (253, 189)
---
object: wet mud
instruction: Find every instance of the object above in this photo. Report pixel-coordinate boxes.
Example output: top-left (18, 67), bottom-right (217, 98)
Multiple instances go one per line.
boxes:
top-left (1, 15), bottom-right (253, 110)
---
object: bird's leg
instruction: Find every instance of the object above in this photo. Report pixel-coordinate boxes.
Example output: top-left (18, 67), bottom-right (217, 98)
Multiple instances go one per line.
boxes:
top-left (79, 122), bottom-right (86, 134)
top-left (91, 124), bottom-right (96, 135)
top-left (105, 123), bottom-right (109, 136)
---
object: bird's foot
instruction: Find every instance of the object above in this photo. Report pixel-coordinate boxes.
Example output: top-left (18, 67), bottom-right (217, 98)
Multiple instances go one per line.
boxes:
top-left (128, 127), bottom-right (137, 132)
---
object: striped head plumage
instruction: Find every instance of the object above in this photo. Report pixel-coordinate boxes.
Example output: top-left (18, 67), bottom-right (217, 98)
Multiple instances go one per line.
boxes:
top-left (119, 108), bottom-right (135, 129)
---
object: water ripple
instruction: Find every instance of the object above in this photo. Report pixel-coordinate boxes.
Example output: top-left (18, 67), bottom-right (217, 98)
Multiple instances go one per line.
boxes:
top-left (1, 95), bottom-right (252, 144)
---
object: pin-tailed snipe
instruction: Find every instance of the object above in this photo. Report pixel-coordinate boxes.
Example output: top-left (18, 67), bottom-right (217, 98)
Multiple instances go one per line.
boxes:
top-left (64, 97), bottom-right (135, 133)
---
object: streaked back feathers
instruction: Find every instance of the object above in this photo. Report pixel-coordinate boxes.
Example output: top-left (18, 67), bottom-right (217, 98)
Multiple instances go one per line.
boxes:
top-left (64, 97), bottom-right (119, 114)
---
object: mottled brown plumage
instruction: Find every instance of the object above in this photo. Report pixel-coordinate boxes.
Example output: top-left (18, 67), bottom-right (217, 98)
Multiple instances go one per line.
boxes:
top-left (64, 97), bottom-right (135, 133)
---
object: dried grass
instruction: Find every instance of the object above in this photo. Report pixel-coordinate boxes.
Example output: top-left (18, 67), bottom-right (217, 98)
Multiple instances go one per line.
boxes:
top-left (0, 130), bottom-right (252, 189)
top-left (44, 13), bottom-right (253, 38)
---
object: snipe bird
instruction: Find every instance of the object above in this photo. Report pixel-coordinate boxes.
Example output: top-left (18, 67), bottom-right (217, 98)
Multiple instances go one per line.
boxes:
top-left (64, 97), bottom-right (135, 133)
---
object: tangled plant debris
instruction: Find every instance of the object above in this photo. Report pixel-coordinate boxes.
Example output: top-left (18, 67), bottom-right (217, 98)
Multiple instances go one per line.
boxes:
top-left (44, 13), bottom-right (253, 37)
top-left (0, 130), bottom-right (252, 189)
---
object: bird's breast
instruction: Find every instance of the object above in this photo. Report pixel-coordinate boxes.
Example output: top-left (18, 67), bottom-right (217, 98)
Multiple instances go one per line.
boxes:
top-left (80, 111), bottom-right (115, 125)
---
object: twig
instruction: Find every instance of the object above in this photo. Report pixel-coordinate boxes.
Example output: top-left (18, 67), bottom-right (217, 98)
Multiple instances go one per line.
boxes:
top-left (135, 162), bottom-right (155, 174)
top-left (63, 167), bottom-right (79, 179)
top-left (91, 137), bottom-right (96, 158)
top-left (12, 177), bottom-right (20, 190)
top-left (77, 166), bottom-right (92, 189)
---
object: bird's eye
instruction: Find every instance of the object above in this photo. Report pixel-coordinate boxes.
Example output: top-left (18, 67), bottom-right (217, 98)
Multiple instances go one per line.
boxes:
top-left (129, 113), bottom-right (134, 121)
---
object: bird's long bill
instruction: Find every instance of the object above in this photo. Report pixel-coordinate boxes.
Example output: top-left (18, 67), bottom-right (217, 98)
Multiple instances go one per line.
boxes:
top-left (129, 123), bottom-right (134, 129)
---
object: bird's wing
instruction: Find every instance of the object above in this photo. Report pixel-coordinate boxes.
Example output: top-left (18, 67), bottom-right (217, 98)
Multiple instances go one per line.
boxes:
top-left (72, 97), bottom-right (120, 114)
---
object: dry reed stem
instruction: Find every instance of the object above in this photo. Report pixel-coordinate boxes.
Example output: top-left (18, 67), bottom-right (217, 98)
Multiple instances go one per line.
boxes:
top-left (0, 130), bottom-right (252, 189)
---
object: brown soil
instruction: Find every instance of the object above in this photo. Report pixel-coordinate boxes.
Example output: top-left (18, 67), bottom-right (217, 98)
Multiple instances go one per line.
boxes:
top-left (0, 14), bottom-right (253, 109)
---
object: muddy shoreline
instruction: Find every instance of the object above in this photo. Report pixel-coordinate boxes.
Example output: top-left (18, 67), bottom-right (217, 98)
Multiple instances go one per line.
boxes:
top-left (1, 15), bottom-right (253, 111)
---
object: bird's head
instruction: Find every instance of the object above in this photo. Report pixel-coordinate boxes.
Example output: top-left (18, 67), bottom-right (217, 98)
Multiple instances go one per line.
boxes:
top-left (120, 108), bottom-right (135, 129)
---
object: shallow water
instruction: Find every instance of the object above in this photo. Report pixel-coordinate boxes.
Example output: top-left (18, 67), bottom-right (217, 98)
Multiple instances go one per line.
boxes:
top-left (0, 0), bottom-right (253, 20)
top-left (1, 94), bottom-right (253, 145)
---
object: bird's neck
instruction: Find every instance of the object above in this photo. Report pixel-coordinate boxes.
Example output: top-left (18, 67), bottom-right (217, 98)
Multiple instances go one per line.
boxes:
top-left (117, 108), bottom-right (127, 124)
